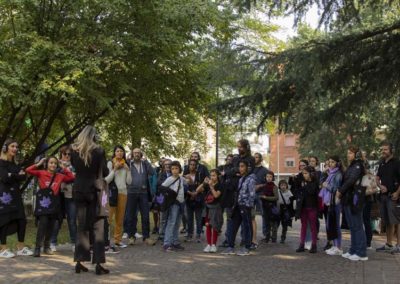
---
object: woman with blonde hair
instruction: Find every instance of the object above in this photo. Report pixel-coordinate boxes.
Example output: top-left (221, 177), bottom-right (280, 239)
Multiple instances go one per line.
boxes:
top-left (71, 126), bottom-right (110, 275)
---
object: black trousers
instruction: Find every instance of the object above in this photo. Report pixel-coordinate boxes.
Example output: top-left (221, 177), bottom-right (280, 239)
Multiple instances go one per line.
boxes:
top-left (35, 215), bottom-right (57, 248)
top-left (74, 191), bottom-right (105, 264)
top-left (0, 218), bottom-right (27, 245)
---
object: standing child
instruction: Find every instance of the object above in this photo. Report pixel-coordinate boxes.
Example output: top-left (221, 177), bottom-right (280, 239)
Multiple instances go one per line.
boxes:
top-left (196, 169), bottom-right (223, 253)
top-left (277, 180), bottom-right (293, 244)
top-left (162, 161), bottom-right (187, 252)
top-left (260, 172), bottom-right (279, 243)
top-left (295, 166), bottom-right (319, 254)
top-left (26, 157), bottom-right (75, 257)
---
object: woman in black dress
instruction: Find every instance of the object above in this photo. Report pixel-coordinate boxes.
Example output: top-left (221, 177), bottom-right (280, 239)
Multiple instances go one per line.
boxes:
top-left (71, 126), bottom-right (110, 275)
top-left (0, 138), bottom-right (33, 258)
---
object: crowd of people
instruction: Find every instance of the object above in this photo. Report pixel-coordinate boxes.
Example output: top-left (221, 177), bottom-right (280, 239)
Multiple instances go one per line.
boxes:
top-left (0, 125), bottom-right (399, 275)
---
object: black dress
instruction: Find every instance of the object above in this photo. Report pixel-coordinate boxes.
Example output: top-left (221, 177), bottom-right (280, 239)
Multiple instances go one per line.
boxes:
top-left (71, 148), bottom-right (109, 264)
top-left (0, 159), bottom-right (26, 243)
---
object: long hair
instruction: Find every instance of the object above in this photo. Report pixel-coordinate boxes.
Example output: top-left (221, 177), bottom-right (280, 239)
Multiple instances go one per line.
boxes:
top-left (238, 139), bottom-right (251, 157)
top-left (0, 138), bottom-right (18, 162)
top-left (72, 125), bottom-right (99, 166)
top-left (112, 145), bottom-right (128, 164)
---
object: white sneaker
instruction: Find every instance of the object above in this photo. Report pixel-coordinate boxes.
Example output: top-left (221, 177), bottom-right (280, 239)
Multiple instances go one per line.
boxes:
top-left (326, 247), bottom-right (343, 256)
top-left (122, 233), bottom-right (128, 239)
top-left (325, 247), bottom-right (335, 254)
top-left (16, 247), bottom-right (33, 256)
top-left (342, 252), bottom-right (352, 259)
top-left (305, 241), bottom-right (311, 250)
top-left (135, 233), bottom-right (143, 239)
top-left (203, 245), bottom-right (211, 253)
top-left (50, 244), bottom-right (57, 252)
top-left (0, 249), bottom-right (15, 258)
top-left (210, 245), bottom-right (217, 253)
top-left (349, 254), bottom-right (368, 261)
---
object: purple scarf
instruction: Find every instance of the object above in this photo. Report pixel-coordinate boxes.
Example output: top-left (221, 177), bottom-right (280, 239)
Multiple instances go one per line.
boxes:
top-left (319, 167), bottom-right (339, 205)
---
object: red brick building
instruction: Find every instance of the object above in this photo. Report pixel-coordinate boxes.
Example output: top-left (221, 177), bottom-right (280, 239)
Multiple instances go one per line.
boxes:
top-left (269, 133), bottom-right (301, 180)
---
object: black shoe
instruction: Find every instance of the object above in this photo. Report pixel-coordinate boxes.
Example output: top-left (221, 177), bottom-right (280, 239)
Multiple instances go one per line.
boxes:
top-left (152, 227), bottom-right (159, 234)
top-left (309, 245), bottom-right (317, 254)
top-left (75, 262), bottom-right (89, 273)
top-left (95, 264), bottom-right (110, 275)
top-left (33, 247), bottom-right (40, 257)
top-left (296, 245), bottom-right (305, 253)
top-left (180, 228), bottom-right (187, 234)
top-left (280, 239), bottom-right (285, 244)
top-left (323, 242), bottom-right (332, 251)
top-left (219, 240), bottom-right (229, 248)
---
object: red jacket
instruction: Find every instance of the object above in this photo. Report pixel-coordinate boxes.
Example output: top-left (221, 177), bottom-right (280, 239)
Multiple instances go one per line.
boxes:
top-left (26, 165), bottom-right (75, 195)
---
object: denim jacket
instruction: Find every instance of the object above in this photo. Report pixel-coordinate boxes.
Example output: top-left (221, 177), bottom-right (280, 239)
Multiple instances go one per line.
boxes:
top-left (238, 174), bottom-right (256, 208)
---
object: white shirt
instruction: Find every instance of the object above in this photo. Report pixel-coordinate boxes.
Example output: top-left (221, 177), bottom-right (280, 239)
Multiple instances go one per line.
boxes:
top-left (278, 189), bottom-right (293, 206)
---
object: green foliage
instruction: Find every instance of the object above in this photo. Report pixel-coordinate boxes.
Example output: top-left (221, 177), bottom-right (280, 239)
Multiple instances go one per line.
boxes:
top-left (0, 0), bottom-right (235, 164)
top-left (221, 0), bottom-right (400, 159)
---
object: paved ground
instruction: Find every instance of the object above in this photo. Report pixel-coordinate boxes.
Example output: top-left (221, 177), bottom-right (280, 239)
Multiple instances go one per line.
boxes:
top-left (1, 217), bottom-right (399, 284)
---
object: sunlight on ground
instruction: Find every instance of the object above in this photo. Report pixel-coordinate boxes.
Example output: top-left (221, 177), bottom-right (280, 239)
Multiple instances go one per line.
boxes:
top-left (272, 254), bottom-right (305, 260)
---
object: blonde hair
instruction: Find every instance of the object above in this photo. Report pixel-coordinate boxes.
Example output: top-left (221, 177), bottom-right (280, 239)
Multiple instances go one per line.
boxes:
top-left (72, 125), bottom-right (99, 166)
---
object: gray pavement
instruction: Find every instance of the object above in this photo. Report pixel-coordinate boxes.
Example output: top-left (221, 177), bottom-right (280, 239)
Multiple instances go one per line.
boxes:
top-left (0, 216), bottom-right (399, 284)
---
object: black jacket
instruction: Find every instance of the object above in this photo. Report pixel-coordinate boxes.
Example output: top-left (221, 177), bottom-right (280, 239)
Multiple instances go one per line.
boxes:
top-left (339, 159), bottom-right (364, 205)
top-left (71, 147), bottom-right (109, 194)
top-left (295, 180), bottom-right (319, 218)
top-left (289, 172), bottom-right (304, 198)
top-left (183, 163), bottom-right (209, 182)
top-left (0, 159), bottom-right (26, 228)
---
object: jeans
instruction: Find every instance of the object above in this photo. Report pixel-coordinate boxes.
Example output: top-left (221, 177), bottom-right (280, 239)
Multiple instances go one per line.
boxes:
top-left (363, 200), bottom-right (373, 247)
top-left (300, 208), bottom-right (318, 246)
top-left (164, 203), bottom-right (183, 246)
top-left (186, 204), bottom-right (203, 237)
top-left (51, 197), bottom-right (77, 245)
top-left (224, 208), bottom-right (233, 242)
top-left (228, 206), bottom-right (252, 249)
top-left (125, 193), bottom-right (150, 239)
top-left (256, 193), bottom-right (267, 236)
top-left (344, 205), bottom-right (367, 257)
top-left (159, 211), bottom-right (169, 237)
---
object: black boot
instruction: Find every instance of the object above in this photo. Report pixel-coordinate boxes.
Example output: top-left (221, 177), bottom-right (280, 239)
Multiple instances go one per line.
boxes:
top-left (33, 247), bottom-right (40, 257)
top-left (95, 264), bottom-right (110, 275)
top-left (296, 245), bottom-right (305, 253)
top-left (309, 244), bottom-right (317, 254)
top-left (75, 262), bottom-right (89, 273)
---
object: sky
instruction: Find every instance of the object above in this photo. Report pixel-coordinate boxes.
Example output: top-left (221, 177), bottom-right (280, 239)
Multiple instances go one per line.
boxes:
top-left (270, 5), bottom-right (320, 40)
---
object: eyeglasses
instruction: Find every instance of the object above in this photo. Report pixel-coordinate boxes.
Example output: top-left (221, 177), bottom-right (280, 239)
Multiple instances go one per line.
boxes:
top-left (63, 152), bottom-right (71, 156)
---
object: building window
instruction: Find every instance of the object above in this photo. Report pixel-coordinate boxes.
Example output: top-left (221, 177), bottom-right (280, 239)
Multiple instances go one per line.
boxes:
top-left (284, 135), bottom-right (295, 147)
top-left (285, 158), bottom-right (295, 168)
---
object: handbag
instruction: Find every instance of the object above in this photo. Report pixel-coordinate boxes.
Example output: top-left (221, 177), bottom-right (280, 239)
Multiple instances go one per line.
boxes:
top-left (205, 190), bottom-right (215, 204)
top-left (35, 174), bottom-right (60, 216)
top-left (95, 162), bottom-right (109, 217)
top-left (0, 181), bottom-right (19, 214)
top-left (108, 180), bottom-right (118, 207)
top-left (159, 177), bottom-right (181, 212)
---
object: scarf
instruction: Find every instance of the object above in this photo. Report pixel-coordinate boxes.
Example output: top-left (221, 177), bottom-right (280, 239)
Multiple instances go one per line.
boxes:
top-left (319, 167), bottom-right (339, 205)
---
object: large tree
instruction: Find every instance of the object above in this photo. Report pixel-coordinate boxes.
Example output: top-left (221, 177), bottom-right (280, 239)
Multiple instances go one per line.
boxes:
top-left (220, 0), bottom-right (400, 159)
top-left (0, 0), bottom-right (235, 163)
